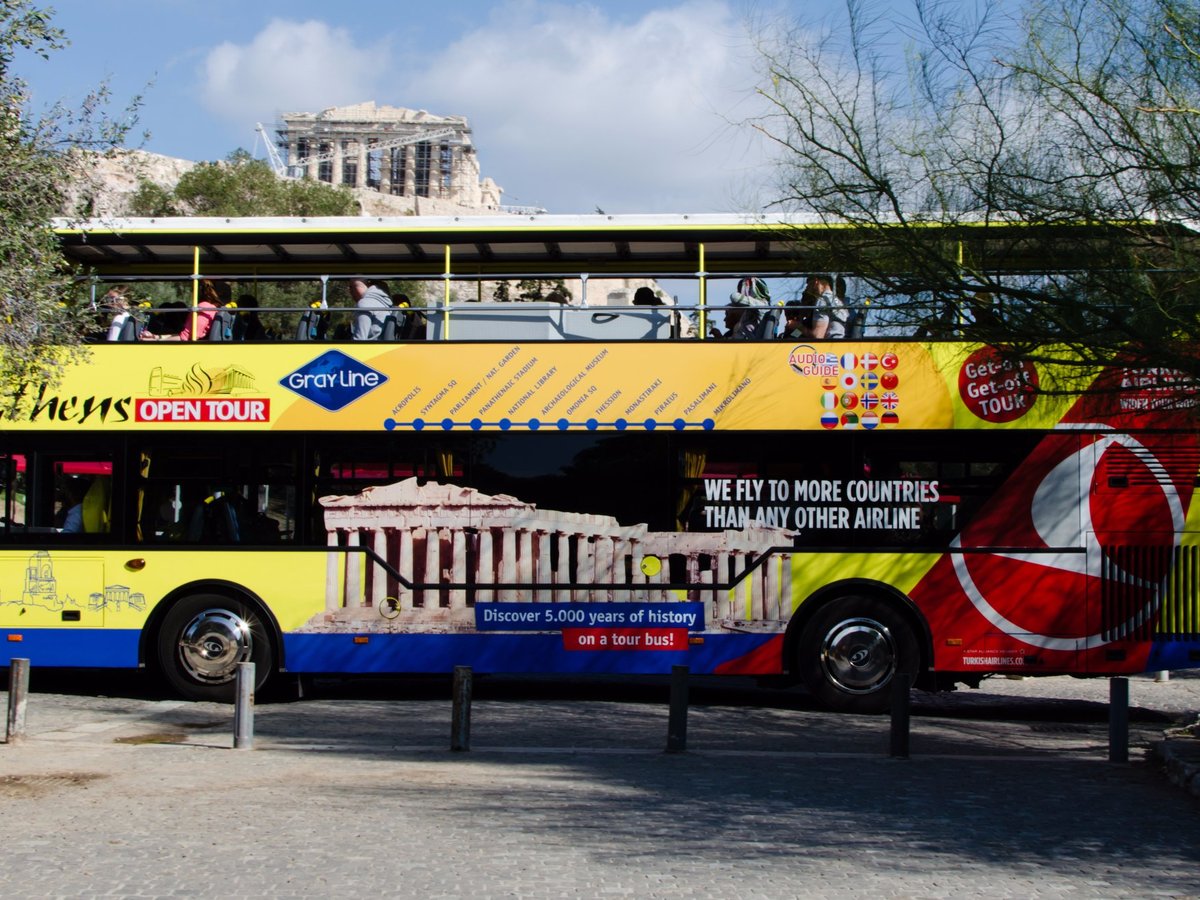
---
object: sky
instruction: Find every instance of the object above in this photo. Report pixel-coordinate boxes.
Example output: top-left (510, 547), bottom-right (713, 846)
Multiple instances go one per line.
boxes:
top-left (14, 0), bottom-right (844, 215)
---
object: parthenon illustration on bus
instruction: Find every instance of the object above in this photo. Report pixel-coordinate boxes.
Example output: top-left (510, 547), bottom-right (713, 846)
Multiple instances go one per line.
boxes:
top-left (307, 478), bottom-right (796, 634)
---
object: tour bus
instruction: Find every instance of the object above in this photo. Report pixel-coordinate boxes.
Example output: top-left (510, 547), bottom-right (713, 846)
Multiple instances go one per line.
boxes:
top-left (0, 213), bottom-right (1196, 712)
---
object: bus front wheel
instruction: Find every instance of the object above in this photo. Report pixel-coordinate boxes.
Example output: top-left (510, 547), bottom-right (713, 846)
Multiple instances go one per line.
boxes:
top-left (796, 595), bottom-right (918, 714)
top-left (156, 594), bottom-right (274, 702)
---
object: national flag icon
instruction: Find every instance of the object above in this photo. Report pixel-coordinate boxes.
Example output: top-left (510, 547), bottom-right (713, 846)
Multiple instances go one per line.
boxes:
top-left (861, 352), bottom-right (879, 370)
top-left (860, 372), bottom-right (879, 391)
top-left (881, 391), bottom-right (899, 409)
top-left (840, 392), bottom-right (859, 410)
top-left (820, 392), bottom-right (838, 410)
top-left (821, 375), bottom-right (839, 391)
top-left (840, 352), bottom-right (858, 371)
top-left (820, 411), bottom-right (840, 429)
top-left (861, 391), bottom-right (879, 409)
top-left (840, 372), bottom-right (858, 390)
top-left (881, 411), bottom-right (900, 426)
top-left (881, 372), bottom-right (900, 390)
top-left (881, 351), bottom-right (899, 370)
top-left (841, 412), bottom-right (860, 428)
top-left (861, 412), bottom-right (880, 430)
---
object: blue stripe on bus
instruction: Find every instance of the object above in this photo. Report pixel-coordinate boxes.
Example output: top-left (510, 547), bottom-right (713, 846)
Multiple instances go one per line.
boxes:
top-left (283, 632), bottom-right (780, 675)
top-left (0, 630), bottom-right (141, 668)
top-left (1146, 640), bottom-right (1200, 672)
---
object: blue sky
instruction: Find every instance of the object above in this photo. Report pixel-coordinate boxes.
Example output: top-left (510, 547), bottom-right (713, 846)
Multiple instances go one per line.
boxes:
top-left (16, 0), bottom-right (847, 214)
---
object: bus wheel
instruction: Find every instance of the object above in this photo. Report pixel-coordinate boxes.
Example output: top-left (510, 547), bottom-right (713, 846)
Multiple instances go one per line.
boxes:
top-left (156, 594), bottom-right (273, 702)
top-left (797, 595), bottom-right (918, 714)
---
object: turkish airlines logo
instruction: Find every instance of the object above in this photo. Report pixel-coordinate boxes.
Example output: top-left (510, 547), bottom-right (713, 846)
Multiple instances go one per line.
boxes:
top-left (951, 429), bottom-right (1184, 651)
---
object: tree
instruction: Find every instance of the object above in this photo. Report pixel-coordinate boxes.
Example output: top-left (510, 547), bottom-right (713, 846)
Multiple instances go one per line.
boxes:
top-left (0, 1), bottom-right (140, 385)
top-left (129, 149), bottom-right (359, 218)
top-left (751, 0), bottom-right (1200, 388)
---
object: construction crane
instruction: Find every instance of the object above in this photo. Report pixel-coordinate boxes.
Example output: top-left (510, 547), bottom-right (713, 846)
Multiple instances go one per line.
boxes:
top-left (255, 123), bottom-right (461, 179)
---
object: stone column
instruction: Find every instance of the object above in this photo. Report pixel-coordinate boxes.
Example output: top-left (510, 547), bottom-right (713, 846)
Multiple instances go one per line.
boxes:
top-left (326, 529), bottom-right (341, 612)
top-left (450, 530), bottom-right (467, 610)
top-left (345, 529), bottom-right (362, 609)
top-left (332, 141), bottom-right (343, 185)
top-left (399, 529), bottom-right (414, 612)
top-left (715, 551), bottom-right (731, 620)
top-left (732, 551), bottom-right (747, 621)
top-left (477, 528), bottom-right (494, 602)
top-left (595, 538), bottom-right (614, 602)
top-left (500, 529), bottom-right (517, 601)
top-left (536, 531), bottom-right (552, 602)
top-left (574, 537), bottom-right (593, 602)
top-left (630, 540), bottom-right (647, 602)
top-left (686, 554), bottom-right (701, 602)
top-left (517, 529), bottom-right (533, 600)
top-left (357, 139), bottom-right (368, 189)
top-left (555, 533), bottom-right (572, 601)
top-left (423, 528), bottom-right (442, 610)
top-left (763, 554), bottom-right (780, 622)
top-left (372, 528), bottom-right (388, 611)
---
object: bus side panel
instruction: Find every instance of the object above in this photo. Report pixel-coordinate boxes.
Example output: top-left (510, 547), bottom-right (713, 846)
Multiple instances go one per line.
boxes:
top-left (281, 631), bottom-right (782, 676)
top-left (0, 629), bottom-right (141, 668)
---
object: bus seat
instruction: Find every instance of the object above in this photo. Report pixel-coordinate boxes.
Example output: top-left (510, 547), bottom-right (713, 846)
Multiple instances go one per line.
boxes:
top-left (295, 308), bottom-right (327, 341)
top-left (207, 308), bottom-right (235, 341)
top-left (117, 316), bottom-right (143, 341)
top-left (185, 495), bottom-right (242, 543)
top-left (380, 311), bottom-right (400, 342)
top-left (845, 306), bottom-right (866, 339)
top-left (753, 306), bottom-right (781, 340)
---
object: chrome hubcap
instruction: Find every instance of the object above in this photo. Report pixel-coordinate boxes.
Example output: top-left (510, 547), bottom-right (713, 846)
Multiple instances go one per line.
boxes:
top-left (819, 617), bottom-right (896, 694)
top-left (177, 609), bottom-right (253, 684)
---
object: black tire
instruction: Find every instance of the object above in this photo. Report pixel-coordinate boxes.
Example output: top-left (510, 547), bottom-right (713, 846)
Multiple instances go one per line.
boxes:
top-left (796, 594), bottom-right (919, 714)
top-left (156, 593), bottom-right (274, 702)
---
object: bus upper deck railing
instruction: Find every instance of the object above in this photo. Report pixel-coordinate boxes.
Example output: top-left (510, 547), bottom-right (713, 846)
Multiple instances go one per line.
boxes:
top-left (95, 301), bottom-right (877, 343)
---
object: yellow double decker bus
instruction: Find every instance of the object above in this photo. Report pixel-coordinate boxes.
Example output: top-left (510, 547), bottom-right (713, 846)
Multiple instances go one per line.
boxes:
top-left (1, 214), bottom-right (1196, 711)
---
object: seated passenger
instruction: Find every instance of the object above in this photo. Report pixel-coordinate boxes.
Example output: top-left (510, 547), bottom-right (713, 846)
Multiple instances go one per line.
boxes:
top-left (633, 286), bottom-right (663, 306)
top-left (721, 277), bottom-right (770, 340)
top-left (233, 294), bottom-right (269, 341)
top-left (350, 278), bottom-right (392, 341)
top-left (803, 274), bottom-right (847, 339)
top-left (779, 300), bottom-right (807, 340)
top-left (141, 280), bottom-right (226, 342)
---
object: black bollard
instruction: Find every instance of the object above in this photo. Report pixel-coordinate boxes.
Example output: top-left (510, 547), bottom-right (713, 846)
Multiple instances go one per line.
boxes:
top-left (666, 665), bottom-right (689, 753)
top-left (1108, 677), bottom-right (1129, 763)
top-left (6, 658), bottom-right (29, 744)
top-left (889, 674), bottom-right (910, 759)
top-left (451, 666), bottom-right (473, 752)
top-left (233, 662), bottom-right (255, 750)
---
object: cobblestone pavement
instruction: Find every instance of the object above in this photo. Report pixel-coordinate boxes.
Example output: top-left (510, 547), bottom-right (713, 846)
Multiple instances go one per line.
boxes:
top-left (1, 671), bottom-right (1198, 899)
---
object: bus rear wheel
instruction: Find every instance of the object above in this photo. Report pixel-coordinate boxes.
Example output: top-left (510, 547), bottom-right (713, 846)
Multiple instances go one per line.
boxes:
top-left (156, 594), bottom-right (274, 702)
top-left (797, 595), bottom-right (918, 714)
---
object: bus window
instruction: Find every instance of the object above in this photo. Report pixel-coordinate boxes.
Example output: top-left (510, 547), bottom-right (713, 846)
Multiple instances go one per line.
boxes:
top-left (0, 452), bottom-right (114, 538)
top-left (137, 438), bottom-right (298, 544)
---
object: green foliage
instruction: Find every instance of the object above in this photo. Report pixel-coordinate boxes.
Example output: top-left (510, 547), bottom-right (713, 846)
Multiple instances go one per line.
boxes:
top-left (0, 1), bottom-right (139, 387)
top-left (492, 278), bottom-right (573, 302)
top-left (129, 149), bottom-right (359, 218)
top-left (752, 0), bottom-right (1200, 381)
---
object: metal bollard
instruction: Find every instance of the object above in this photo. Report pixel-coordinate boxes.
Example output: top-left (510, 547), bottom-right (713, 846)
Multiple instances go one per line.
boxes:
top-left (6, 658), bottom-right (29, 744)
top-left (1108, 676), bottom-right (1129, 763)
top-left (1154, 670), bottom-right (1170, 683)
top-left (666, 665), bottom-right (689, 753)
top-left (451, 666), bottom-right (472, 752)
top-left (233, 662), bottom-right (255, 750)
top-left (889, 674), bottom-right (910, 759)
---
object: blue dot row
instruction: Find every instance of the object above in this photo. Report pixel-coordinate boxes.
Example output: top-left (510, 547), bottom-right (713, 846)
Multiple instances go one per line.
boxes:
top-left (383, 417), bottom-right (717, 432)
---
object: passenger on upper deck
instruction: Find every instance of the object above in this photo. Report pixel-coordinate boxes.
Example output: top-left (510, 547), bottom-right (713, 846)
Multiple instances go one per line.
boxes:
top-left (233, 294), bottom-right (269, 341)
top-left (779, 300), bottom-right (807, 341)
top-left (350, 278), bottom-right (392, 341)
top-left (103, 286), bottom-right (133, 341)
top-left (803, 274), bottom-right (847, 339)
top-left (633, 286), bottom-right (663, 306)
top-left (141, 279), bottom-right (226, 341)
top-left (721, 277), bottom-right (770, 340)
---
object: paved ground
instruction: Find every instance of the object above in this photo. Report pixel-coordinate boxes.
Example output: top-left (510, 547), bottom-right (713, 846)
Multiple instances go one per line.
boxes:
top-left (1, 671), bottom-right (1198, 898)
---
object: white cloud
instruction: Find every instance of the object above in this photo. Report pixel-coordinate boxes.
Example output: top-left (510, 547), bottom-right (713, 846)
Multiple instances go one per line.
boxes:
top-left (404, 1), bottom-right (772, 213)
top-left (200, 19), bottom-right (385, 123)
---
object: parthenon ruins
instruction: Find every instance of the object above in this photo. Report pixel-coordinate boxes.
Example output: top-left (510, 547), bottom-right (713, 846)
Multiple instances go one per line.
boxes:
top-left (275, 102), bottom-right (502, 209)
